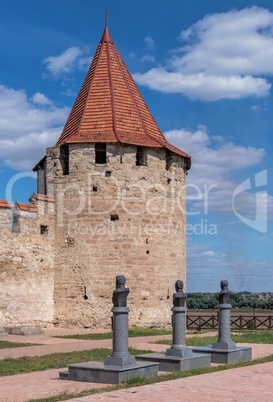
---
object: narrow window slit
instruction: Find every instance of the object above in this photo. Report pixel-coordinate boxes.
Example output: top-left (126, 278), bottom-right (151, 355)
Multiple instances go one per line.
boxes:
top-left (40, 225), bottom-right (48, 235)
top-left (166, 150), bottom-right (172, 171)
top-left (60, 144), bottom-right (69, 175)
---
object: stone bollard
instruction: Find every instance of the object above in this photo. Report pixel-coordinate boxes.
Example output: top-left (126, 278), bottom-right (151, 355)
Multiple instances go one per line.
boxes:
top-left (60, 274), bottom-right (159, 383)
top-left (190, 279), bottom-right (251, 363)
top-left (135, 279), bottom-right (211, 371)
top-left (212, 280), bottom-right (236, 350)
top-left (165, 280), bottom-right (193, 358)
top-left (104, 275), bottom-right (136, 367)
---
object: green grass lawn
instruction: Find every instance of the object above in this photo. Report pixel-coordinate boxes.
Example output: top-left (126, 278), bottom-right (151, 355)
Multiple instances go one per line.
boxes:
top-left (0, 340), bottom-right (39, 349)
top-left (154, 331), bottom-right (273, 346)
top-left (0, 347), bottom-right (151, 376)
top-left (55, 327), bottom-right (172, 340)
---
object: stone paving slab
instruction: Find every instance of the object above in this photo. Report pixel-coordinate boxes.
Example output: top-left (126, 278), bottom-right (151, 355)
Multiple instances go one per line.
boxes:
top-left (65, 361), bottom-right (273, 402)
top-left (0, 369), bottom-right (109, 402)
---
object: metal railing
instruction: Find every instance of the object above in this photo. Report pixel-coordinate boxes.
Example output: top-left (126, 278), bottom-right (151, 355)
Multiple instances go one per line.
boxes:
top-left (186, 314), bottom-right (273, 330)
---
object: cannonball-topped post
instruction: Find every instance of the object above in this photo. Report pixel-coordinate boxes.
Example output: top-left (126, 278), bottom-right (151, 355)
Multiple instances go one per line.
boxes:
top-left (104, 275), bottom-right (136, 367)
top-left (165, 280), bottom-right (193, 358)
top-left (213, 280), bottom-right (236, 350)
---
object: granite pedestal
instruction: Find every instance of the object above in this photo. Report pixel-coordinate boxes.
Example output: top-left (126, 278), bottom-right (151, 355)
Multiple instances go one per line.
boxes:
top-left (135, 350), bottom-right (211, 372)
top-left (136, 281), bottom-right (211, 371)
top-left (192, 281), bottom-right (252, 364)
top-left (59, 360), bottom-right (158, 384)
top-left (191, 344), bottom-right (252, 364)
top-left (60, 275), bottom-right (159, 384)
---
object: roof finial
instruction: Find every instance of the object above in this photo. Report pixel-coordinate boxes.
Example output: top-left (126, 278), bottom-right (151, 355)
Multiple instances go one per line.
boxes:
top-left (105, 8), bottom-right (109, 28)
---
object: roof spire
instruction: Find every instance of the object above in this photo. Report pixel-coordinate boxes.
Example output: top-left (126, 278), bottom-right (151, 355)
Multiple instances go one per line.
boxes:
top-left (100, 8), bottom-right (112, 43)
top-left (55, 19), bottom-right (191, 168)
top-left (105, 8), bottom-right (108, 28)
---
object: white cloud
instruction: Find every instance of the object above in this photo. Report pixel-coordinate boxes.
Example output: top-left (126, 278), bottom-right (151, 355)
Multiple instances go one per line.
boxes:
top-left (134, 7), bottom-right (273, 100)
top-left (187, 247), bottom-right (273, 291)
top-left (43, 46), bottom-right (90, 78)
top-left (140, 37), bottom-right (157, 64)
top-left (78, 56), bottom-right (92, 71)
top-left (202, 250), bottom-right (216, 256)
top-left (177, 7), bottom-right (273, 76)
top-left (165, 126), bottom-right (269, 215)
top-left (0, 85), bottom-right (69, 170)
top-left (144, 36), bottom-right (156, 51)
top-left (141, 55), bottom-right (156, 63)
top-left (31, 92), bottom-right (52, 106)
top-left (134, 69), bottom-right (270, 101)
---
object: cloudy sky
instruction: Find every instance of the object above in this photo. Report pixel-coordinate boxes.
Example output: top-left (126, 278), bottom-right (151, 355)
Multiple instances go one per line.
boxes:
top-left (0, 0), bottom-right (273, 293)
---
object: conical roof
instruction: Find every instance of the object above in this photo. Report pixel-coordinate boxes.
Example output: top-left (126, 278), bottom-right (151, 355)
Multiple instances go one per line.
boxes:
top-left (56, 25), bottom-right (191, 169)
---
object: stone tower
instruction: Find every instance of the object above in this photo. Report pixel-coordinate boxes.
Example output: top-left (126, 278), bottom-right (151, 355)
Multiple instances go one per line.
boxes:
top-left (34, 23), bottom-right (191, 328)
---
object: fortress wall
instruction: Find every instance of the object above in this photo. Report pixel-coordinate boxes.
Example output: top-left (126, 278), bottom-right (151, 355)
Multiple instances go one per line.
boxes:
top-left (0, 201), bottom-right (55, 327)
top-left (49, 143), bottom-right (187, 328)
top-left (0, 142), bottom-right (187, 330)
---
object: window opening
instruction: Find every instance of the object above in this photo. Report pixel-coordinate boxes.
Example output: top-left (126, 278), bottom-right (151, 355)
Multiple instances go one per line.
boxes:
top-left (37, 160), bottom-right (47, 195)
top-left (136, 146), bottom-right (147, 166)
top-left (11, 213), bottom-right (20, 233)
top-left (95, 143), bottom-right (107, 164)
top-left (166, 150), bottom-right (172, 170)
top-left (40, 225), bottom-right (48, 235)
top-left (60, 144), bottom-right (69, 175)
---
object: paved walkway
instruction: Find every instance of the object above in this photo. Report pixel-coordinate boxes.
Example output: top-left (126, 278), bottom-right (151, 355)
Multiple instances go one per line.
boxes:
top-left (0, 328), bottom-right (272, 402)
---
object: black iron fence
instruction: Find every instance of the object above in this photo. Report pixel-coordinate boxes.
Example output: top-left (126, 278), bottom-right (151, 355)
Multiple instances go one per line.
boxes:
top-left (186, 314), bottom-right (273, 330)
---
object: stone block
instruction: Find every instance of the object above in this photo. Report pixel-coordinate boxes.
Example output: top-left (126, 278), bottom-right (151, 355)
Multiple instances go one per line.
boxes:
top-left (135, 351), bottom-right (211, 372)
top-left (0, 328), bottom-right (7, 337)
top-left (60, 360), bottom-right (159, 384)
top-left (4, 326), bottom-right (43, 336)
top-left (191, 345), bottom-right (252, 364)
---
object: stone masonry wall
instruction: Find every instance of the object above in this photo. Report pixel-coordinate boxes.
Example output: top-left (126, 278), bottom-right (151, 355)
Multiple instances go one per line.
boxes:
top-left (48, 143), bottom-right (187, 328)
top-left (0, 201), bottom-right (54, 327)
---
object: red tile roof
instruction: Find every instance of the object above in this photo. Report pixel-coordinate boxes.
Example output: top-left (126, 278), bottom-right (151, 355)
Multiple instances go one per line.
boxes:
top-left (56, 26), bottom-right (191, 169)
top-left (0, 200), bottom-right (12, 209)
top-left (16, 202), bottom-right (37, 212)
top-left (31, 193), bottom-right (55, 203)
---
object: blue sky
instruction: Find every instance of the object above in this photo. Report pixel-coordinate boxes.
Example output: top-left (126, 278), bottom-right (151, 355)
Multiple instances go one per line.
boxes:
top-left (0, 0), bottom-right (273, 293)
